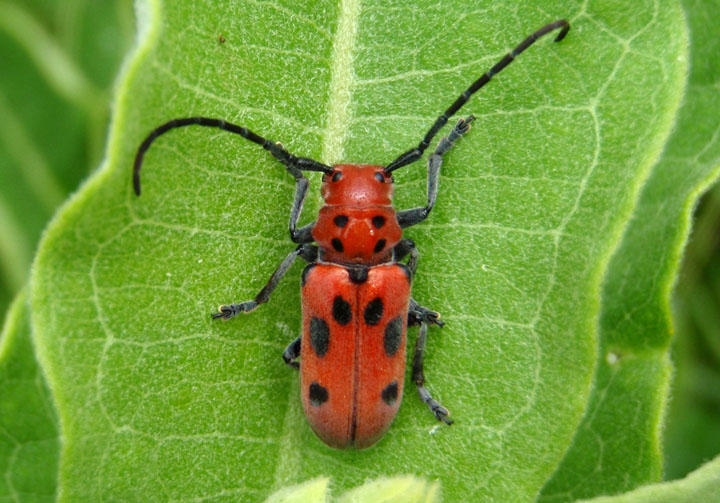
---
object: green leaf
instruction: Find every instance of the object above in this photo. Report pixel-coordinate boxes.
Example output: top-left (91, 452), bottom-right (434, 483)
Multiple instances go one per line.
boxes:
top-left (0, 290), bottom-right (60, 503)
top-left (577, 455), bottom-right (720, 503)
top-left (666, 186), bottom-right (720, 479)
top-left (336, 476), bottom-right (439, 503)
top-left (30, 0), bottom-right (688, 501)
top-left (261, 475), bottom-right (439, 503)
top-left (263, 477), bottom-right (329, 503)
top-left (539, 0), bottom-right (720, 498)
top-left (0, 0), bottom-right (133, 321)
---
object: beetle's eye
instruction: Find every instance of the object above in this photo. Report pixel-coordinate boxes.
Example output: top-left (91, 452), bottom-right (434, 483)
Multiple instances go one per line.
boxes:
top-left (374, 172), bottom-right (385, 183)
top-left (332, 171), bottom-right (342, 182)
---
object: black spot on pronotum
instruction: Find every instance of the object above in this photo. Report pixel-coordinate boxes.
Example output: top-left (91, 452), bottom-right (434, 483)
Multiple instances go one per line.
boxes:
top-left (381, 381), bottom-right (398, 405)
top-left (309, 382), bottom-right (329, 406)
top-left (374, 239), bottom-right (387, 253)
top-left (347, 266), bottom-right (369, 284)
top-left (364, 297), bottom-right (384, 326)
top-left (384, 316), bottom-right (403, 356)
top-left (332, 296), bottom-right (352, 325)
top-left (309, 317), bottom-right (330, 356)
top-left (372, 215), bottom-right (386, 228)
top-left (332, 238), bottom-right (344, 252)
top-left (333, 215), bottom-right (348, 228)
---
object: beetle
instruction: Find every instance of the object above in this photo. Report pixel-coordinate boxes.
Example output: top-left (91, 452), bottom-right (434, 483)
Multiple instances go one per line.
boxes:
top-left (132, 20), bottom-right (570, 448)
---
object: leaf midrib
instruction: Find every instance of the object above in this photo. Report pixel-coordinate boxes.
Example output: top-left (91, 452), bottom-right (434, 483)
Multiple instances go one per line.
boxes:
top-left (320, 0), bottom-right (360, 165)
top-left (271, 0), bottom-right (361, 489)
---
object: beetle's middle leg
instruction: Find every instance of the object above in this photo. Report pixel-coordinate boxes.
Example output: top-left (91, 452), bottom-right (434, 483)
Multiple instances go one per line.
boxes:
top-left (394, 239), bottom-right (444, 328)
top-left (408, 298), bottom-right (444, 328)
top-left (212, 244), bottom-right (318, 320)
top-left (282, 336), bottom-right (301, 369)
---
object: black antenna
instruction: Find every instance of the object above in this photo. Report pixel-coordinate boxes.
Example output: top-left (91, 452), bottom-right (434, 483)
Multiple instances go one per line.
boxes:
top-left (133, 117), bottom-right (333, 195)
top-left (385, 19), bottom-right (570, 173)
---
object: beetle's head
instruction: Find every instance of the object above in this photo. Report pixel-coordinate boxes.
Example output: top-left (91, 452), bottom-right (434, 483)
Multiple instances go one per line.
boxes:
top-left (321, 164), bottom-right (394, 206)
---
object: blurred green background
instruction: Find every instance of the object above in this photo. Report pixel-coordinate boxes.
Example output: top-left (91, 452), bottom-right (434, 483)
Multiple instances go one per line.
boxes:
top-left (0, 0), bottom-right (133, 317)
top-left (664, 184), bottom-right (720, 480)
top-left (0, 0), bottom-right (717, 488)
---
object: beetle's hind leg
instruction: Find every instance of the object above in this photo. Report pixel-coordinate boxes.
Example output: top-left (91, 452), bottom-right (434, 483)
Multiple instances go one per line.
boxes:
top-left (282, 336), bottom-right (301, 369)
top-left (412, 321), bottom-right (452, 425)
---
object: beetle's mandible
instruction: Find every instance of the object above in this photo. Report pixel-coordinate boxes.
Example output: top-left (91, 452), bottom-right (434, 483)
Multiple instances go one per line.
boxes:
top-left (132, 20), bottom-right (570, 449)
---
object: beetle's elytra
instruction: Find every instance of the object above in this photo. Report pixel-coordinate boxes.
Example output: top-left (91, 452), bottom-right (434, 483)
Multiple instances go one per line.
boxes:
top-left (132, 20), bottom-right (569, 449)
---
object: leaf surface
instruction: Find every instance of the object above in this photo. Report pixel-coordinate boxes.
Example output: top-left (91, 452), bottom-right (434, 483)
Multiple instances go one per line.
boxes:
top-left (30, 0), bottom-right (687, 501)
top-left (0, 290), bottom-right (59, 503)
top-left (578, 455), bottom-right (720, 503)
top-left (540, 0), bottom-right (720, 498)
top-left (0, 0), bottom-right (133, 321)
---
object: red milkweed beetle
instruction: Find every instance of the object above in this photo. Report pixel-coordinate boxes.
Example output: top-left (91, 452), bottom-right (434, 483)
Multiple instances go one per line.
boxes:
top-left (132, 20), bottom-right (570, 448)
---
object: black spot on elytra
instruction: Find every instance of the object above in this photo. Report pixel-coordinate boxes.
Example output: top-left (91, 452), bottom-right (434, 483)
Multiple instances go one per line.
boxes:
top-left (332, 238), bottom-right (344, 252)
top-left (309, 382), bottom-right (329, 406)
top-left (384, 317), bottom-right (403, 356)
top-left (309, 317), bottom-right (329, 356)
top-left (374, 239), bottom-right (387, 253)
top-left (364, 297), bottom-right (384, 326)
top-left (333, 215), bottom-right (348, 228)
top-left (347, 266), bottom-right (369, 284)
top-left (332, 296), bottom-right (352, 325)
top-left (301, 264), bottom-right (316, 287)
top-left (372, 215), bottom-right (386, 228)
top-left (381, 381), bottom-right (398, 405)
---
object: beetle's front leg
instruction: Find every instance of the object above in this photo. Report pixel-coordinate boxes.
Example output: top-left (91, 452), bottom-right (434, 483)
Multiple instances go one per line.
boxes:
top-left (212, 244), bottom-right (318, 320)
top-left (288, 174), bottom-right (315, 244)
top-left (396, 115), bottom-right (474, 228)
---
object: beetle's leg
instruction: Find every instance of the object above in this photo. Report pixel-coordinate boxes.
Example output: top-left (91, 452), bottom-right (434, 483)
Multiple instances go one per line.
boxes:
top-left (288, 176), bottom-right (315, 244)
top-left (395, 238), bottom-right (449, 420)
top-left (393, 238), bottom-right (417, 272)
top-left (396, 116), bottom-right (474, 229)
top-left (212, 244), bottom-right (318, 320)
top-left (393, 240), bottom-right (444, 327)
top-left (413, 321), bottom-right (452, 425)
top-left (402, 238), bottom-right (444, 324)
top-left (408, 298), bottom-right (444, 328)
top-left (282, 336), bottom-right (301, 369)
top-left (385, 20), bottom-right (569, 173)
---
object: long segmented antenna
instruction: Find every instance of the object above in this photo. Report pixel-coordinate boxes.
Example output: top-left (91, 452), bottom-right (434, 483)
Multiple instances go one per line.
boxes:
top-left (133, 117), bottom-right (333, 195)
top-left (385, 19), bottom-right (570, 173)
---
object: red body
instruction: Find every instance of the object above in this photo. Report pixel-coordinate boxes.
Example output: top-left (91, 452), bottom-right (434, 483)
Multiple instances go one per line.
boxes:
top-left (300, 164), bottom-right (410, 448)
